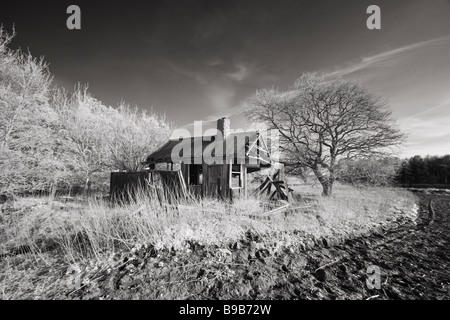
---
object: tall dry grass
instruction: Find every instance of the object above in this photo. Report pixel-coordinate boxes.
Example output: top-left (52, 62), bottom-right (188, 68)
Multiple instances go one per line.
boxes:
top-left (1, 183), bottom-right (418, 265)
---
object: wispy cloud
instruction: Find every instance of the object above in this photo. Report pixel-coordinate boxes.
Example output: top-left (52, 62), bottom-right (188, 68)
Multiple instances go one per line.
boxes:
top-left (166, 60), bottom-right (263, 112)
top-left (321, 36), bottom-right (450, 157)
top-left (400, 97), bottom-right (450, 123)
top-left (395, 94), bottom-right (450, 157)
top-left (205, 57), bottom-right (224, 67)
top-left (224, 63), bottom-right (251, 82)
top-left (205, 85), bottom-right (237, 110)
top-left (164, 60), bottom-right (208, 85)
top-left (204, 104), bottom-right (247, 121)
top-left (325, 36), bottom-right (450, 79)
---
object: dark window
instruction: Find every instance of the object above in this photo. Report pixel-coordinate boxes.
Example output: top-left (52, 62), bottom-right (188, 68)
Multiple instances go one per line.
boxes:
top-left (189, 165), bottom-right (203, 185)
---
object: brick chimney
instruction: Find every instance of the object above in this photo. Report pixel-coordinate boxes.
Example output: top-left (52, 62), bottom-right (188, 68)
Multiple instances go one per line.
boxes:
top-left (216, 117), bottom-right (230, 138)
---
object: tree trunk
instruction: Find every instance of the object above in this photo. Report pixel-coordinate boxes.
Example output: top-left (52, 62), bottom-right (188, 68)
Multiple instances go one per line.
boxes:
top-left (321, 180), bottom-right (330, 196)
top-left (84, 177), bottom-right (91, 198)
top-left (328, 179), bottom-right (334, 196)
top-left (320, 180), bottom-right (334, 196)
top-left (312, 167), bottom-right (333, 196)
top-left (328, 169), bottom-right (335, 196)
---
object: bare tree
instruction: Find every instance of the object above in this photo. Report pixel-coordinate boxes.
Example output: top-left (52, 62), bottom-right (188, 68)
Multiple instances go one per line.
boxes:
top-left (53, 86), bottom-right (111, 190)
top-left (0, 27), bottom-right (64, 194)
top-left (246, 73), bottom-right (405, 196)
top-left (1, 27), bottom-right (172, 194)
top-left (103, 102), bottom-right (172, 172)
top-left (54, 86), bottom-right (172, 191)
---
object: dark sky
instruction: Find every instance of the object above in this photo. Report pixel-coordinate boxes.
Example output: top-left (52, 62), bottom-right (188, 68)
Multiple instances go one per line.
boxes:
top-left (1, 0), bottom-right (450, 156)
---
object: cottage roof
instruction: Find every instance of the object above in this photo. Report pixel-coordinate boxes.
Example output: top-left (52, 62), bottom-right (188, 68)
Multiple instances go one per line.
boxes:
top-left (146, 131), bottom-right (272, 166)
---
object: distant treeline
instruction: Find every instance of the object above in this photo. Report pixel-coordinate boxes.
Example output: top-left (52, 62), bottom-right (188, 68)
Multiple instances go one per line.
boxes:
top-left (331, 155), bottom-right (450, 188)
top-left (396, 155), bottom-right (450, 186)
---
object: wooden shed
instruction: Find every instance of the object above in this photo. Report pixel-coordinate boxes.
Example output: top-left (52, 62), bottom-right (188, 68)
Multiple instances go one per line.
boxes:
top-left (143, 118), bottom-right (286, 200)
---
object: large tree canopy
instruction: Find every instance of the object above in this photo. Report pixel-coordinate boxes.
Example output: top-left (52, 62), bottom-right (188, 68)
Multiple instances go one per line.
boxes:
top-left (246, 73), bottom-right (405, 195)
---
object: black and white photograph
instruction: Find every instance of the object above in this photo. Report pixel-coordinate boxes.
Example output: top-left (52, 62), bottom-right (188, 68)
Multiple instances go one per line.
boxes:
top-left (0, 0), bottom-right (449, 306)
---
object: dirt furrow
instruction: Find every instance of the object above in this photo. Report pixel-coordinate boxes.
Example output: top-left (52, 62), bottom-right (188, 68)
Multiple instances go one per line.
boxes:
top-left (293, 193), bottom-right (449, 300)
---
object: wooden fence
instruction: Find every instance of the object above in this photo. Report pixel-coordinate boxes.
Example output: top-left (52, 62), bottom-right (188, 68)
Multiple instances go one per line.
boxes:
top-left (110, 170), bottom-right (188, 203)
